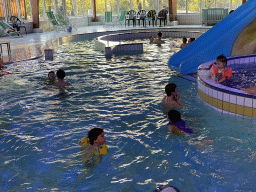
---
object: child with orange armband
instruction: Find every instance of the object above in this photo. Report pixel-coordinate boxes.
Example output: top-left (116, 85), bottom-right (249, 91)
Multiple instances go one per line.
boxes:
top-left (209, 55), bottom-right (232, 84)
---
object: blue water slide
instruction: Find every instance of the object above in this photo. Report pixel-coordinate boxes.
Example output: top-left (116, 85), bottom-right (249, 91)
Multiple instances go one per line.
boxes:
top-left (168, 0), bottom-right (256, 74)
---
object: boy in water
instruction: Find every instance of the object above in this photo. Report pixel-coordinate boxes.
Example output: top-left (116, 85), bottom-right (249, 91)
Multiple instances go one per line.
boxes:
top-left (180, 37), bottom-right (188, 49)
top-left (149, 36), bottom-right (154, 43)
top-left (154, 32), bottom-right (165, 44)
top-left (53, 69), bottom-right (71, 86)
top-left (162, 83), bottom-right (185, 109)
top-left (78, 128), bottom-right (107, 163)
top-left (45, 71), bottom-right (56, 84)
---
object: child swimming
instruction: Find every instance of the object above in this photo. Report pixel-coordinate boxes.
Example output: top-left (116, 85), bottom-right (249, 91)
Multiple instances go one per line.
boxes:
top-left (209, 54), bottom-right (232, 84)
top-left (78, 128), bottom-right (108, 163)
top-left (167, 109), bottom-right (193, 136)
top-left (153, 32), bottom-right (165, 44)
top-left (180, 37), bottom-right (188, 49)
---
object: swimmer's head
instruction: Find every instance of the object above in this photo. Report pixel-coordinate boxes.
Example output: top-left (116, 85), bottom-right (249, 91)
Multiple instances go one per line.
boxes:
top-left (158, 32), bottom-right (163, 38)
top-left (216, 54), bottom-right (227, 68)
top-left (188, 37), bottom-right (195, 44)
top-left (165, 83), bottom-right (178, 96)
top-left (88, 128), bottom-right (106, 145)
top-left (48, 71), bottom-right (56, 79)
top-left (182, 37), bottom-right (187, 44)
top-left (168, 109), bottom-right (181, 124)
top-left (149, 36), bottom-right (154, 43)
top-left (56, 69), bottom-right (65, 80)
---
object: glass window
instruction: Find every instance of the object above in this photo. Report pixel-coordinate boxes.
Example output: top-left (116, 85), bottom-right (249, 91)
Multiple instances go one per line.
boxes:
top-left (188, 0), bottom-right (201, 13)
top-left (119, 0), bottom-right (130, 12)
top-left (231, 0), bottom-right (242, 10)
top-left (25, 0), bottom-right (31, 19)
top-left (177, 0), bottom-right (186, 13)
top-left (217, 0), bottom-right (230, 9)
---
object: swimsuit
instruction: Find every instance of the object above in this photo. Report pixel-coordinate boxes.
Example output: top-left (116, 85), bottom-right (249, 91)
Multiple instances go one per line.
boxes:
top-left (169, 120), bottom-right (193, 134)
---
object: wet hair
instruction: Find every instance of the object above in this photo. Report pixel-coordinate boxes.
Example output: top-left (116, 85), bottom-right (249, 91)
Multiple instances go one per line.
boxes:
top-left (182, 37), bottom-right (187, 44)
top-left (158, 32), bottom-right (163, 38)
top-left (56, 69), bottom-right (65, 79)
top-left (165, 83), bottom-right (177, 96)
top-left (48, 71), bottom-right (55, 77)
top-left (168, 109), bottom-right (181, 124)
top-left (88, 128), bottom-right (104, 145)
top-left (216, 54), bottom-right (227, 66)
top-left (189, 38), bottom-right (195, 42)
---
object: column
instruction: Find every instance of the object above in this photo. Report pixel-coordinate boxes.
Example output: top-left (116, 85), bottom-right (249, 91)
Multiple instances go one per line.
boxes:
top-left (54, 0), bottom-right (58, 14)
top-left (31, 0), bottom-right (39, 28)
top-left (16, 0), bottom-right (21, 18)
top-left (3, 0), bottom-right (8, 22)
top-left (42, 0), bottom-right (46, 18)
top-left (169, 0), bottom-right (177, 21)
top-left (73, 0), bottom-right (77, 16)
top-left (82, 0), bottom-right (85, 16)
top-left (62, 0), bottom-right (67, 20)
top-left (186, 0), bottom-right (188, 13)
top-left (92, 0), bottom-right (96, 21)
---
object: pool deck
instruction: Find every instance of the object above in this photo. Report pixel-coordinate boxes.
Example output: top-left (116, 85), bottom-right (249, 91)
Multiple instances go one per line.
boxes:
top-left (0, 24), bottom-right (211, 63)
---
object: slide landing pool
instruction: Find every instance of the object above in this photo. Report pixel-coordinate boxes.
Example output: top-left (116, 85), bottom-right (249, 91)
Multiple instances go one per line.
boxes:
top-left (168, 0), bottom-right (256, 75)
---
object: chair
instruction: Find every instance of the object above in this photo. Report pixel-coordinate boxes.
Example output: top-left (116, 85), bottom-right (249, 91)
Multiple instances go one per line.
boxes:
top-left (105, 11), bottom-right (112, 23)
top-left (125, 10), bottom-right (137, 26)
top-left (156, 9), bottom-right (168, 27)
top-left (56, 12), bottom-right (77, 30)
top-left (10, 16), bottom-right (27, 35)
top-left (46, 11), bottom-right (66, 30)
top-left (145, 10), bottom-right (156, 27)
top-left (114, 11), bottom-right (127, 26)
top-left (0, 20), bottom-right (21, 37)
top-left (136, 10), bottom-right (146, 26)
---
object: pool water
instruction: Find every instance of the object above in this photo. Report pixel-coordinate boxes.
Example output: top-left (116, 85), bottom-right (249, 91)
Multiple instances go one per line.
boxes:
top-left (1, 38), bottom-right (256, 192)
top-left (225, 64), bottom-right (256, 89)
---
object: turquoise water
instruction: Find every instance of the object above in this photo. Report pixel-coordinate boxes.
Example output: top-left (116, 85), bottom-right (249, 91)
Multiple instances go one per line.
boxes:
top-left (1, 39), bottom-right (256, 191)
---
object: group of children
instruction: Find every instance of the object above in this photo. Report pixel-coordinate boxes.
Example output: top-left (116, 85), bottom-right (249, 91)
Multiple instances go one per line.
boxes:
top-left (149, 32), bottom-right (165, 44)
top-left (180, 37), bottom-right (195, 49)
top-left (46, 69), bottom-right (71, 86)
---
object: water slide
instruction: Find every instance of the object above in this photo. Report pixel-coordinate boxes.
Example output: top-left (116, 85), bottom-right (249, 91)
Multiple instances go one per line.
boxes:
top-left (168, 0), bottom-right (256, 75)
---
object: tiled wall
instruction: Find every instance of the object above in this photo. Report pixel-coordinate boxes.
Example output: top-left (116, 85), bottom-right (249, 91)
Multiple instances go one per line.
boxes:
top-left (177, 13), bottom-right (202, 25)
top-left (198, 55), bottom-right (256, 117)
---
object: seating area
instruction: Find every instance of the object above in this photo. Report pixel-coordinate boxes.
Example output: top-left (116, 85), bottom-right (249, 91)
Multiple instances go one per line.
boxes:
top-left (122, 9), bottom-right (168, 27)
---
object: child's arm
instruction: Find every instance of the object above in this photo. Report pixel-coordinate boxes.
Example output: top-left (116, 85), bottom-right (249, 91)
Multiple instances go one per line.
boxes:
top-left (216, 77), bottom-right (227, 84)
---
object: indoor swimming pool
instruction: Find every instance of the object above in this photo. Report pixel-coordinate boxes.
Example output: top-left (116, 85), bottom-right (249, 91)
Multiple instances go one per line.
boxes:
top-left (1, 38), bottom-right (256, 191)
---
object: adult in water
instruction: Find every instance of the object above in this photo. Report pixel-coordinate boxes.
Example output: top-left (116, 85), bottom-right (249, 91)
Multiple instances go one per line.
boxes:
top-left (53, 69), bottom-right (71, 86)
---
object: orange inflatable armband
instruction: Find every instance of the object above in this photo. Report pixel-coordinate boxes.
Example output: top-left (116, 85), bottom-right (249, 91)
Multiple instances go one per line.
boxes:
top-left (210, 64), bottom-right (218, 76)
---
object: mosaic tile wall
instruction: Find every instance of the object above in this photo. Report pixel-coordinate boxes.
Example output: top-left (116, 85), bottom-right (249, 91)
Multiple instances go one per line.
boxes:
top-left (198, 54), bottom-right (256, 117)
top-left (177, 13), bottom-right (202, 25)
